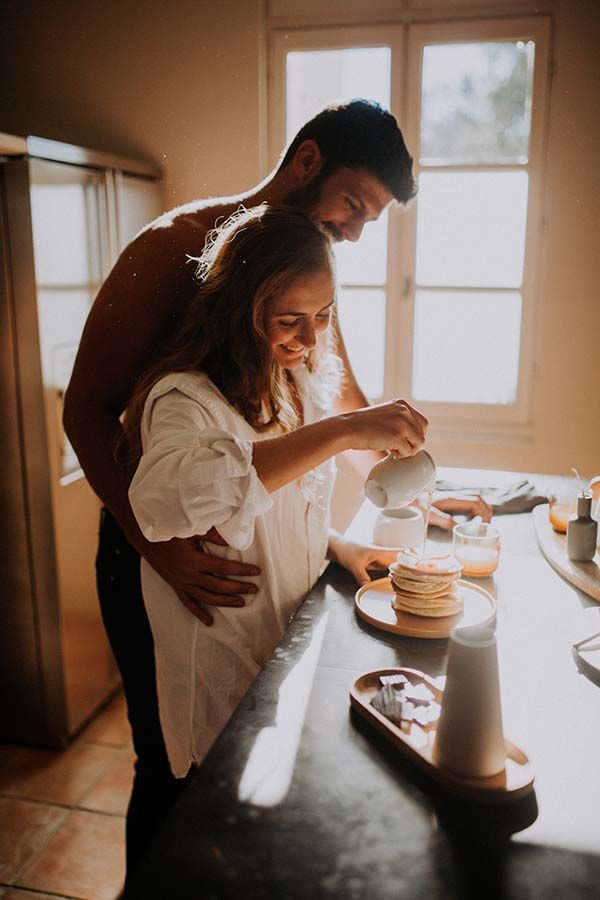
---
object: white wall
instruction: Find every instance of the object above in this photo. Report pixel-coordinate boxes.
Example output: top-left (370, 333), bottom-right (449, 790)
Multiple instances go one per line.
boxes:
top-left (523, 0), bottom-right (600, 476)
top-left (0, 0), bottom-right (267, 205)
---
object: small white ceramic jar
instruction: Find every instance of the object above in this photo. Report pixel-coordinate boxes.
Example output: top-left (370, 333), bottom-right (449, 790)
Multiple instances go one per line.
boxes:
top-left (372, 506), bottom-right (425, 549)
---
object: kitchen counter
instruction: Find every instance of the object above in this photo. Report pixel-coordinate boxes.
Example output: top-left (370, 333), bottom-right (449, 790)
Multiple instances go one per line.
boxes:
top-left (126, 471), bottom-right (600, 899)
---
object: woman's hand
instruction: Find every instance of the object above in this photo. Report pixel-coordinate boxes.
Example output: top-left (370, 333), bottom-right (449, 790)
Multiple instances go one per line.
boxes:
top-left (328, 531), bottom-right (397, 587)
top-left (341, 398), bottom-right (428, 458)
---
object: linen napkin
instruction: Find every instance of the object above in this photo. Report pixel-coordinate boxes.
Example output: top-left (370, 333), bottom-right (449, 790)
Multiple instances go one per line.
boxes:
top-left (434, 478), bottom-right (547, 515)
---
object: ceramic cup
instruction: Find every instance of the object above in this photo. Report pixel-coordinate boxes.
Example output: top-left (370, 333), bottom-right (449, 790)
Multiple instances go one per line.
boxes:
top-left (365, 450), bottom-right (436, 509)
top-left (372, 506), bottom-right (425, 549)
top-left (433, 621), bottom-right (506, 779)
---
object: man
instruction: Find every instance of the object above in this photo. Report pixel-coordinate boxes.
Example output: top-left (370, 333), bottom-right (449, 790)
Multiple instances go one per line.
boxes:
top-left (64, 100), bottom-right (490, 874)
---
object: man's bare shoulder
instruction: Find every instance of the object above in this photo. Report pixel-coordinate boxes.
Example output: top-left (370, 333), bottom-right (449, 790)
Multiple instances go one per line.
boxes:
top-left (112, 193), bottom-right (250, 286)
top-left (139, 194), bottom-right (249, 246)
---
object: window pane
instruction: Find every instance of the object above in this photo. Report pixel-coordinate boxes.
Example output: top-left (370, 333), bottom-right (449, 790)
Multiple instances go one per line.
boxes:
top-left (30, 182), bottom-right (98, 286)
top-left (337, 288), bottom-right (386, 398)
top-left (416, 171), bottom-right (528, 288)
top-left (29, 160), bottom-right (107, 478)
top-left (30, 161), bottom-right (106, 387)
top-left (286, 48), bottom-right (391, 142)
top-left (334, 211), bottom-right (388, 286)
top-left (420, 41), bottom-right (535, 165)
top-left (412, 290), bottom-right (522, 404)
top-left (36, 290), bottom-right (93, 389)
top-left (286, 47), bottom-right (392, 287)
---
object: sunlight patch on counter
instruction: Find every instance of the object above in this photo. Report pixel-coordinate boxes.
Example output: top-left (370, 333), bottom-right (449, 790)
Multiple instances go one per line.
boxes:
top-left (237, 612), bottom-right (329, 807)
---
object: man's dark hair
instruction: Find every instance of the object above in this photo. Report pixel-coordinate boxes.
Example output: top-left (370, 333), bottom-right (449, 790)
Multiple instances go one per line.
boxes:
top-left (279, 99), bottom-right (417, 204)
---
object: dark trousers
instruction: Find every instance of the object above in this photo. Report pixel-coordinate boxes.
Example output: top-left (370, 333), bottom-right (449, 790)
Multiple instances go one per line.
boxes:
top-left (96, 509), bottom-right (191, 877)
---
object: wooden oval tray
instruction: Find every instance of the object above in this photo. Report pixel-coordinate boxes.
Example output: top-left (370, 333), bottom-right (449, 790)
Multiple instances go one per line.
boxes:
top-left (350, 667), bottom-right (534, 802)
top-left (533, 504), bottom-right (600, 602)
top-left (355, 577), bottom-right (495, 639)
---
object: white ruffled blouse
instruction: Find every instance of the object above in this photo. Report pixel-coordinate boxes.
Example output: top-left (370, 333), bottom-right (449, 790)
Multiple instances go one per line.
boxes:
top-left (129, 369), bottom-right (334, 776)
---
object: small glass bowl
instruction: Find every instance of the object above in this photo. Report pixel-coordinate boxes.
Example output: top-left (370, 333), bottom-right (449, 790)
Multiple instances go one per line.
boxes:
top-left (452, 522), bottom-right (501, 578)
top-left (547, 489), bottom-right (578, 534)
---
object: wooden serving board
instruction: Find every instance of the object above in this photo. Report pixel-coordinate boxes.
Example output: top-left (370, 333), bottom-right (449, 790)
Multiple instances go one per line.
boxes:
top-left (350, 668), bottom-right (534, 802)
top-left (533, 504), bottom-right (600, 602)
top-left (355, 577), bottom-right (495, 639)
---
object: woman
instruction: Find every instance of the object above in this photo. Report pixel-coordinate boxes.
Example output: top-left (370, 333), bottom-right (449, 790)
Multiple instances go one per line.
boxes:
top-left (125, 205), bottom-right (427, 776)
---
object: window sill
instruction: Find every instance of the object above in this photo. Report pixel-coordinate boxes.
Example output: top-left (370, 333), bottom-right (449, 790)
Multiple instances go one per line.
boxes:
top-left (427, 421), bottom-right (535, 446)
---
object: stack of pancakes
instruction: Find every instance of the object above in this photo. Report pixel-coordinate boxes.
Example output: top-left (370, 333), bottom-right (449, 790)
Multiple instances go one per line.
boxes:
top-left (389, 550), bottom-right (463, 618)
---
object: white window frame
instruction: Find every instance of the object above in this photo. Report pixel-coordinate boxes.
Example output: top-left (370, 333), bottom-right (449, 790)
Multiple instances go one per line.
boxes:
top-left (269, 17), bottom-right (550, 440)
top-left (269, 25), bottom-right (405, 405)
top-left (404, 17), bottom-right (550, 439)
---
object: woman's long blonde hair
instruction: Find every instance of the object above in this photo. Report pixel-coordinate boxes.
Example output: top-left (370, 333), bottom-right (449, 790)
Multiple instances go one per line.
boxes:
top-left (121, 205), bottom-right (341, 462)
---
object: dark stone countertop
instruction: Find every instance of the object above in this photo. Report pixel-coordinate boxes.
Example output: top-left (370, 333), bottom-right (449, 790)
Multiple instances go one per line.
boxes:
top-left (126, 494), bottom-right (600, 900)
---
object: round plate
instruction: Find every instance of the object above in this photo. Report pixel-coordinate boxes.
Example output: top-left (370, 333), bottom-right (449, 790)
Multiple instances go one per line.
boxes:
top-left (355, 577), bottom-right (496, 639)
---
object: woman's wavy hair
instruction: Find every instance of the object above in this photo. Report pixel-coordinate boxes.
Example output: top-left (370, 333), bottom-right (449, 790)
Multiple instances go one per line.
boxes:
top-left (121, 204), bottom-right (340, 462)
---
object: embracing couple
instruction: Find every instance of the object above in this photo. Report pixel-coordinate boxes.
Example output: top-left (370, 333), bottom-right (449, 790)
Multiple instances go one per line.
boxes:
top-left (64, 100), bottom-right (491, 878)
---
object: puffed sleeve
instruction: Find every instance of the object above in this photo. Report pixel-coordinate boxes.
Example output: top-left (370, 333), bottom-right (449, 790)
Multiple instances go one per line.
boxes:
top-left (129, 385), bottom-right (273, 551)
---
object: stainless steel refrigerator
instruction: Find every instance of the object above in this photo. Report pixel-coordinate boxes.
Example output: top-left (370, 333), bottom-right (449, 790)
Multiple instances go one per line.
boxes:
top-left (0, 132), bottom-right (164, 746)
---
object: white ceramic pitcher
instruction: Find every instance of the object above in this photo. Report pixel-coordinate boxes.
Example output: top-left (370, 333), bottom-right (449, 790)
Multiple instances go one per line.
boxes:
top-left (365, 450), bottom-right (436, 509)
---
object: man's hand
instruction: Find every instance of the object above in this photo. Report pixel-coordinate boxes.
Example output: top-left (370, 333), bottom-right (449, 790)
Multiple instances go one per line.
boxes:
top-left (415, 493), bottom-right (493, 532)
top-left (140, 533), bottom-right (260, 627)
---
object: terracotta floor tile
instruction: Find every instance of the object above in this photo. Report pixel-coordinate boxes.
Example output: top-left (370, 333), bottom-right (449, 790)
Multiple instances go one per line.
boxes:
top-left (16, 809), bottom-right (125, 900)
top-left (0, 797), bottom-right (66, 883)
top-left (80, 694), bottom-right (131, 748)
top-left (78, 747), bottom-right (135, 816)
top-left (0, 741), bottom-right (118, 806)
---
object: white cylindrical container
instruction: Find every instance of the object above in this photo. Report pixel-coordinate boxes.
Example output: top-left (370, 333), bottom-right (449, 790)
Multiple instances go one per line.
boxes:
top-left (433, 622), bottom-right (506, 779)
top-left (372, 506), bottom-right (424, 549)
top-left (365, 450), bottom-right (436, 509)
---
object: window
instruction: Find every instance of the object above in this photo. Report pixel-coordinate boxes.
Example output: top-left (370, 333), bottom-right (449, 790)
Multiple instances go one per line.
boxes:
top-left (284, 41), bottom-right (393, 398)
top-left (412, 39), bottom-right (534, 406)
top-left (270, 18), bottom-right (549, 434)
top-left (29, 160), bottom-right (108, 478)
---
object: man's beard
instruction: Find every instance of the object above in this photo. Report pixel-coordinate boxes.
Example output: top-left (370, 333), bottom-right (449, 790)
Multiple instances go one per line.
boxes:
top-left (283, 172), bottom-right (343, 242)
